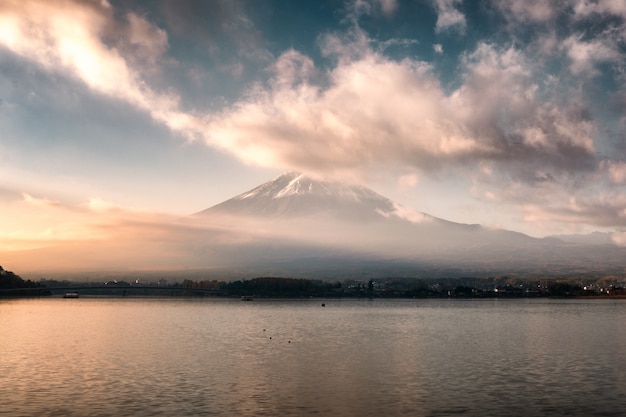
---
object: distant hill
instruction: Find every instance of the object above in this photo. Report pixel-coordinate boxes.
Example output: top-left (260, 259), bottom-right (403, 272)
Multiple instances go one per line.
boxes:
top-left (549, 231), bottom-right (615, 245)
top-left (0, 266), bottom-right (26, 288)
top-left (0, 266), bottom-right (42, 290)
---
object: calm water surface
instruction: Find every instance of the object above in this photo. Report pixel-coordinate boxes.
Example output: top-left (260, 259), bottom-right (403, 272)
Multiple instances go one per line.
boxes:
top-left (1, 297), bottom-right (625, 417)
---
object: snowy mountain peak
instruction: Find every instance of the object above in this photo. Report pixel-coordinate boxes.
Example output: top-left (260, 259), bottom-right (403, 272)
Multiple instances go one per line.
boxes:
top-left (235, 172), bottom-right (305, 200)
top-left (233, 172), bottom-right (379, 202)
top-left (275, 173), bottom-right (310, 198)
top-left (198, 172), bottom-right (431, 223)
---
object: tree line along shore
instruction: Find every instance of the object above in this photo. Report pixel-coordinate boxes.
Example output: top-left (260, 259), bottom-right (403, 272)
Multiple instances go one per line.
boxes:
top-left (2, 266), bottom-right (626, 298)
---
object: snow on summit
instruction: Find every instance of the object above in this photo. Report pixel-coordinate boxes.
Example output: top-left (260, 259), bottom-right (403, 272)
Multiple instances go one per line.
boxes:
top-left (198, 172), bottom-right (429, 223)
top-left (275, 174), bottom-right (312, 198)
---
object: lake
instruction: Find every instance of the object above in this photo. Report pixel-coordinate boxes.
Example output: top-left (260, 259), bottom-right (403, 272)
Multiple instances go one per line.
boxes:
top-left (1, 297), bottom-right (625, 416)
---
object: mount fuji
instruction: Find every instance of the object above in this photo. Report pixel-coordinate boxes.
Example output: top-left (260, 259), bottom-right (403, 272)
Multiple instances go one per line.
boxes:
top-left (6, 172), bottom-right (626, 279)
top-left (190, 172), bottom-right (626, 278)
top-left (197, 172), bottom-right (426, 222)
top-left (197, 172), bottom-right (532, 246)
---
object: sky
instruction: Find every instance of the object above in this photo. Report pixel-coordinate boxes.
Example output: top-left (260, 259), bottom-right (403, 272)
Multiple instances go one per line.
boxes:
top-left (1, 0), bottom-right (626, 262)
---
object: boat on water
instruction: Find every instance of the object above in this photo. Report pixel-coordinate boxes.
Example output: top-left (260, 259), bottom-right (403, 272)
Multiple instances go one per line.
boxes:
top-left (241, 296), bottom-right (253, 301)
top-left (63, 292), bottom-right (79, 298)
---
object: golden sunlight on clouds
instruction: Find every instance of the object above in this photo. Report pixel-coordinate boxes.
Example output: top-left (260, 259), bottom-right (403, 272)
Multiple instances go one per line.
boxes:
top-left (0, 192), bottom-right (176, 252)
top-left (85, 198), bottom-right (123, 213)
top-left (21, 193), bottom-right (62, 208)
top-left (0, 192), bottom-right (209, 271)
top-left (1, 197), bottom-right (99, 251)
top-left (0, 0), bottom-right (201, 142)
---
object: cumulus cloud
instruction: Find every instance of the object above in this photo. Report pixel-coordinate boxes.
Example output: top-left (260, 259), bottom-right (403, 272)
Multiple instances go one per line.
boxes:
top-left (345, 0), bottom-right (399, 21)
top-left (522, 192), bottom-right (626, 231)
top-left (574, 0), bottom-right (626, 19)
top-left (490, 0), bottom-right (626, 83)
top-left (270, 49), bottom-right (317, 89)
top-left (601, 160), bottom-right (626, 184)
top-left (123, 12), bottom-right (169, 70)
top-left (206, 49), bottom-right (470, 171)
top-left (491, 0), bottom-right (557, 23)
top-left (203, 39), bottom-right (596, 191)
top-left (492, 0), bottom-right (626, 74)
top-left (379, 0), bottom-right (399, 16)
top-left (433, 0), bottom-right (466, 33)
top-left (562, 34), bottom-right (622, 75)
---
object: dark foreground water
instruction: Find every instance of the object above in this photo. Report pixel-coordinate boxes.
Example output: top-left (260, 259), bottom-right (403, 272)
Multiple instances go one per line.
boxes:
top-left (1, 297), bottom-right (625, 417)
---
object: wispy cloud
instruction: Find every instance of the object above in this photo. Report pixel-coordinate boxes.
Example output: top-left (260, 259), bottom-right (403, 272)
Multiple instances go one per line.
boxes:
top-left (345, 0), bottom-right (400, 22)
top-left (573, 0), bottom-right (626, 20)
top-left (0, 0), bottom-right (200, 139)
top-left (22, 193), bottom-right (62, 208)
top-left (562, 34), bottom-right (622, 75)
top-left (491, 0), bottom-right (557, 24)
top-left (602, 160), bottom-right (626, 184)
top-left (523, 192), bottom-right (626, 232)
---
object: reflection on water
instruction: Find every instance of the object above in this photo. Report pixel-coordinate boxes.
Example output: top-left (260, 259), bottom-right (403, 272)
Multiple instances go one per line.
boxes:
top-left (1, 298), bottom-right (625, 416)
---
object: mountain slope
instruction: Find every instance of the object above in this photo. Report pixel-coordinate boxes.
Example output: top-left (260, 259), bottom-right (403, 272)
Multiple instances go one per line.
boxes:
top-left (194, 172), bottom-right (563, 260)
top-left (8, 173), bottom-right (625, 279)
top-left (197, 172), bottom-right (415, 222)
